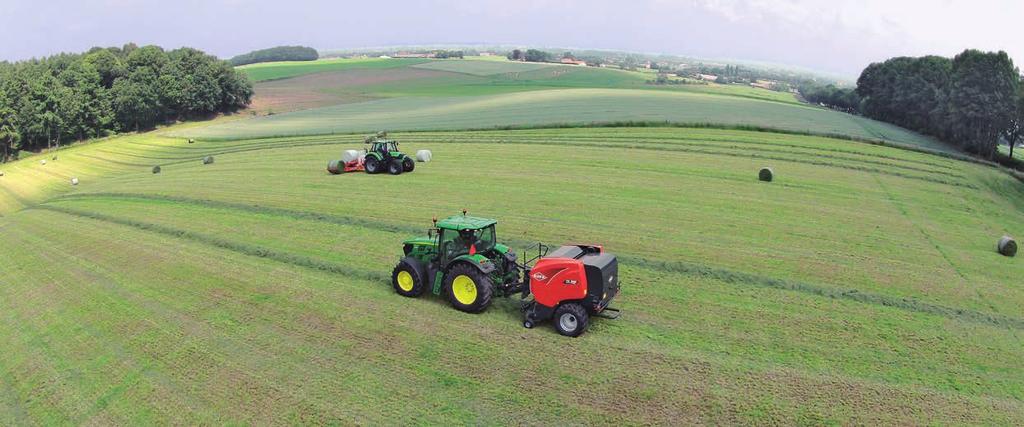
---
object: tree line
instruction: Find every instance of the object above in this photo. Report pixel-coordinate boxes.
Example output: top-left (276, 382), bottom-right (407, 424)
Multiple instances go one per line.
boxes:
top-left (802, 49), bottom-right (1024, 159)
top-left (230, 46), bottom-right (318, 66)
top-left (858, 50), bottom-right (1023, 159)
top-left (0, 44), bottom-right (253, 162)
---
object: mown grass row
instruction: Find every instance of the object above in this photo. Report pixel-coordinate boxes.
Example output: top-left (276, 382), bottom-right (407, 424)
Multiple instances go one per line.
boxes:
top-left (89, 131), bottom-right (974, 189)
top-left (8, 207), bottom-right (1023, 424)
top-left (32, 204), bottom-right (389, 284)
top-left (45, 193), bottom-right (1024, 330)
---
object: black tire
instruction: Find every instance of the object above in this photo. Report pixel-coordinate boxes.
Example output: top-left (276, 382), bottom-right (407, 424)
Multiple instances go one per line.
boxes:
top-left (402, 157), bottom-right (415, 172)
top-left (444, 263), bottom-right (493, 313)
top-left (392, 257), bottom-right (427, 297)
top-left (387, 159), bottom-right (403, 175)
top-left (364, 156), bottom-right (381, 174)
top-left (553, 303), bottom-right (589, 337)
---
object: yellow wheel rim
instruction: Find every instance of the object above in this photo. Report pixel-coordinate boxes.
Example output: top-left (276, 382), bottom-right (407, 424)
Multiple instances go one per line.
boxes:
top-left (397, 271), bottom-right (414, 292)
top-left (451, 275), bottom-right (477, 305)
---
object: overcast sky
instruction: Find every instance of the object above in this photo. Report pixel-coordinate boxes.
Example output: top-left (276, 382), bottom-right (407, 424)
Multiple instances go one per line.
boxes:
top-left (1, 0), bottom-right (1021, 77)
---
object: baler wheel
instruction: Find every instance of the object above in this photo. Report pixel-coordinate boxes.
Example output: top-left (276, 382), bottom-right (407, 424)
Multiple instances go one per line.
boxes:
top-left (392, 257), bottom-right (427, 297)
top-left (387, 159), bottom-right (403, 175)
top-left (444, 263), bottom-right (493, 313)
top-left (553, 303), bottom-right (589, 337)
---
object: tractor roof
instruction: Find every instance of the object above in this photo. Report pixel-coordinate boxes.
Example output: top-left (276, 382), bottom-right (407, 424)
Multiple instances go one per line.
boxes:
top-left (436, 215), bottom-right (496, 231)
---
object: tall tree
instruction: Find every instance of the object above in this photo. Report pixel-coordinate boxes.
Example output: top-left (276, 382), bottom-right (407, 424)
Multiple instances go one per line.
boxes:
top-left (1004, 83), bottom-right (1024, 160)
top-left (949, 50), bottom-right (1020, 158)
top-left (0, 84), bottom-right (20, 161)
top-left (0, 43), bottom-right (251, 161)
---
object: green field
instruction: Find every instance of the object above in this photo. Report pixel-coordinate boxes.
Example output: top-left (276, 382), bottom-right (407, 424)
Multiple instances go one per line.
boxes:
top-left (237, 57), bottom-right (431, 82)
top-left (411, 59), bottom-right (555, 76)
top-left (197, 58), bottom-right (950, 154)
top-left (182, 88), bottom-right (947, 151)
top-left (1, 124), bottom-right (1022, 424)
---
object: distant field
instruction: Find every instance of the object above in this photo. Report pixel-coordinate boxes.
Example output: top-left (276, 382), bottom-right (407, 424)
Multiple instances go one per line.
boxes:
top-left (411, 59), bottom-right (554, 75)
top-left (237, 58), bottom-right (430, 82)
top-left (182, 88), bottom-right (946, 151)
top-left (1, 126), bottom-right (1022, 423)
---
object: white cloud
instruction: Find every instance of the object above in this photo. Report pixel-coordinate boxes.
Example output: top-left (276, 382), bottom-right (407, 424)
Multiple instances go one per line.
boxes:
top-left (688, 0), bottom-right (1024, 62)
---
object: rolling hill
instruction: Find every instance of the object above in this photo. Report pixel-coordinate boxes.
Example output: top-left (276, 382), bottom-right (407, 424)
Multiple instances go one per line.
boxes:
top-left (0, 57), bottom-right (1021, 424)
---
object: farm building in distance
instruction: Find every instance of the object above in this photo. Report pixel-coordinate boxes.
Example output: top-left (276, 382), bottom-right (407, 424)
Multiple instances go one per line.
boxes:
top-left (560, 57), bottom-right (587, 66)
top-left (394, 52), bottom-right (436, 58)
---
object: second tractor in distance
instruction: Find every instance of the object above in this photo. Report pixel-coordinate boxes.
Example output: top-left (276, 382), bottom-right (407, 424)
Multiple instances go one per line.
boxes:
top-left (364, 132), bottom-right (415, 175)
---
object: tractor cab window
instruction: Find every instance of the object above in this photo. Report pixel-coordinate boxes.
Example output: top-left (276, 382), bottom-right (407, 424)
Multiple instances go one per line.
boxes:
top-left (472, 225), bottom-right (496, 253)
top-left (439, 229), bottom-right (463, 260)
top-left (439, 226), bottom-right (495, 260)
top-left (385, 142), bottom-right (398, 152)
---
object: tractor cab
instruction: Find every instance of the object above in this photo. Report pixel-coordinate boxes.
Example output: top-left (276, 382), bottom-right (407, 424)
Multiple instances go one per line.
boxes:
top-left (436, 218), bottom-right (497, 263)
top-left (369, 140), bottom-right (401, 157)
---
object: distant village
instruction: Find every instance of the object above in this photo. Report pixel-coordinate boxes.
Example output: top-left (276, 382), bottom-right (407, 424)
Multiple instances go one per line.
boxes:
top-left (330, 47), bottom-right (829, 95)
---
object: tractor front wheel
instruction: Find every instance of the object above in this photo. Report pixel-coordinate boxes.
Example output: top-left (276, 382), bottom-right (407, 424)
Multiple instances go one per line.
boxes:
top-left (444, 263), bottom-right (493, 313)
top-left (392, 257), bottom-right (427, 297)
top-left (553, 303), bottom-right (589, 337)
top-left (387, 159), bottom-right (403, 175)
top-left (364, 156), bottom-right (381, 174)
top-left (402, 157), bottom-right (415, 172)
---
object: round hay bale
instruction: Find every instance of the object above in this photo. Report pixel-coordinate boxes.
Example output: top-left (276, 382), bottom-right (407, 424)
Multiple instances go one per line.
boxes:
top-left (327, 159), bottom-right (343, 175)
top-left (998, 236), bottom-right (1017, 257)
top-left (0, 170), bottom-right (5, 177)
top-left (70, 177), bottom-right (79, 186)
top-left (152, 165), bottom-right (161, 174)
top-left (52, 155), bottom-right (58, 161)
top-left (202, 156), bottom-right (214, 165)
top-left (342, 150), bottom-right (362, 163)
top-left (758, 167), bottom-right (773, 182)
top-left (188, 138), bottom-right (195, 144)
top-left (416, 149), bottom-right (432, 162)
top-left (40, 159), bottom-right (46, 165)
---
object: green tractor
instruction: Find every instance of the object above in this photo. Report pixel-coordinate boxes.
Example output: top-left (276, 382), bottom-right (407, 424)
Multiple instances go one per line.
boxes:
top-left (364, 132), bottom-right (415, 175)
top-left (391, 210), bottom-right (621, 337)
top-left (392, 211), bottom-right (521, 313)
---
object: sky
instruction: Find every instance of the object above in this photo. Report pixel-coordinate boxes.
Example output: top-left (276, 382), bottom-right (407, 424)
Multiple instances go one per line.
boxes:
top-left (1, 0), bottom-right (1022, 77)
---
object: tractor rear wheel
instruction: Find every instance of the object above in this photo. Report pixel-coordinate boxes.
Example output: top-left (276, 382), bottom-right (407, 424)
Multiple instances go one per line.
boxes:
top-left (387, 159), bottom-right (403, 175)
top-left (392, 257), bottom-right (427, 297)
top-left (553, 303), bottom-right (588, 337)
top-left (364, 156), bottom-right (381, 174)
top-left (402, 157), bottom-right (415, 172)
top-left (444, 263), bottom-right (493, 313)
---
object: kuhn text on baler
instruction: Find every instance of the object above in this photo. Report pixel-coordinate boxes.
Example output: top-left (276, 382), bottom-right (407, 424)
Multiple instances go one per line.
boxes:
top-left (391, 211), bottom-right (620, 337)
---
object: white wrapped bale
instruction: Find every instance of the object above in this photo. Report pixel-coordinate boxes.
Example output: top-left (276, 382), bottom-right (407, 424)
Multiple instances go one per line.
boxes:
top-left (203, 156), bottom-right (214, 165)
top-left (342, 150), bottom-right (362, 163)
top-left (70, 177), bottom-right (79, 186)
top-left (327, 160), bottom-right (343, 174)
top-left (40, 159), bottom-right (46, 165)
top-left (416, 150), bottom-right (432, 162)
